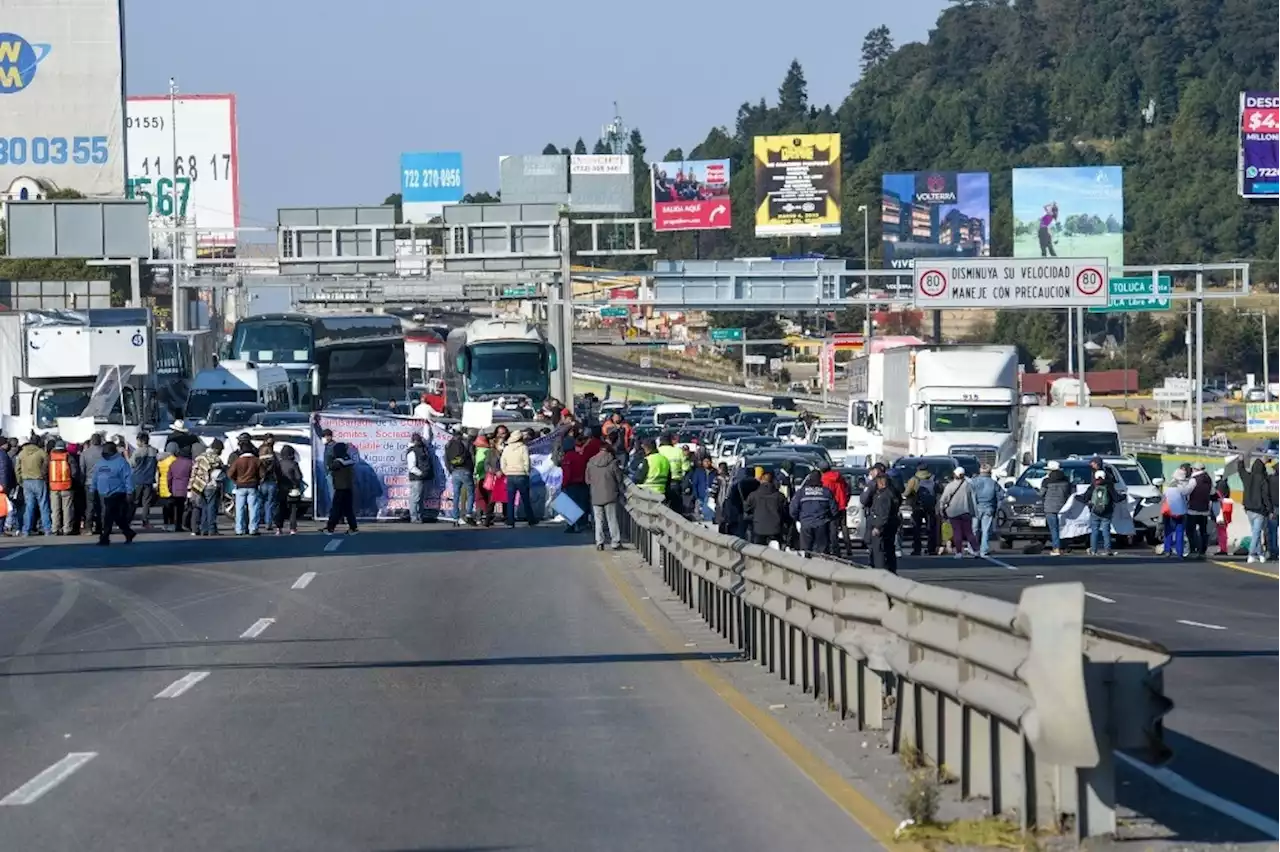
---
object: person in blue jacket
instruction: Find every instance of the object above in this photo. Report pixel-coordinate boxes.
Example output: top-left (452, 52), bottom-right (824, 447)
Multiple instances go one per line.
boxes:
top-left (790, 470), bottom-right (837, 554)
top-left (684, 455), bottom-right (717, 521)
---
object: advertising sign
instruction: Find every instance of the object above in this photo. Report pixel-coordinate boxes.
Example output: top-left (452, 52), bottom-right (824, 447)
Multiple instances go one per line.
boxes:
top-left (914, 258), bottom-right (1109, 309)
top-left (570, 155), bottom-right (628, 175)
top-left (881, 172), bottom-right (990, 269)
top-left (499, 154), bottom-right (568, 205)
top-left (568, 154), bottom-right (633, 213)
top-left (1012, 166), bottom-right (1124, 267)
top-left (0, 1), bottom-right (127, 198)
top-left (1239, 92), bottom-right (1279, 198)
top-left (1246, 402), bottom-right (1279, 434)
top-left (752, 134), bottom-right (841, 237)
top-left (400, 151), bottom-right (464, 222)
top-left (651, 158), bottom-right (731, 232)
top-left (125, 94), bottom-right (239, 246)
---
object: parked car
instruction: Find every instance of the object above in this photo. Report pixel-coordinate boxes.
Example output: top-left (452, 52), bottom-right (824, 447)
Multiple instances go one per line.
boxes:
top-left (997, 459), bottom-right (1134, 549)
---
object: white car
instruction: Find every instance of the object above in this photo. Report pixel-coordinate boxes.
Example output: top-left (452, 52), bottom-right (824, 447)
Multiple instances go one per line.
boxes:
top-left (220, 425), bottom-right (315, 517)
top-left (1101, 456), bottom-right (1164, 543)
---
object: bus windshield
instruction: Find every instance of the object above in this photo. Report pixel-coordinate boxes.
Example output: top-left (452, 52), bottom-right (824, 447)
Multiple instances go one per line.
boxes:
top-left (467, 343), bottom-right (546, 396)
top-left (231, 321), bottom-right (314, 363)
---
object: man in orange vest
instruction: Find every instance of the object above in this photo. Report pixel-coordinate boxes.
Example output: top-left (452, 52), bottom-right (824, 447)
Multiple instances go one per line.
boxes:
top-left (48, 440), bottom-right (79, 535)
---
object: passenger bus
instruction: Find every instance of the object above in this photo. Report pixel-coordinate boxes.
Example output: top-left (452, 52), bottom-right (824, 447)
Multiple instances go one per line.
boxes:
top-left (227, 313), bottom-right (406, 409)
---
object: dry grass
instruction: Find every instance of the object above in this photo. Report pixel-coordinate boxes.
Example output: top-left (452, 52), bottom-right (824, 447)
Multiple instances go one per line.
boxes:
top-left (901, 817), bottom-right (1040, 850)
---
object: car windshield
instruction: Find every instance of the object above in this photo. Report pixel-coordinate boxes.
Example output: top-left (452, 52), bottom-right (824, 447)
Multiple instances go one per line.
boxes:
top-left (892, 458), bottom-right (957, 482)
top-left (676, 430), bottom-right (701, 442)
top-left (813, 433), bottom-right (847, 450)
top-left (737, 412), bottom-right (774, 424)
top-left (739, 437), bottom-right (780, 449)
top-left (1113, 465), bottom-right (1150, 487)
top-left (251, 412), bottom-right (310, 426)
top-left (205, 403), bottom-right (267, 426)
top-left (186, 388), bottom-right (257, 420)
top-left (1036, 431), bottom-right (1120, 460)
top-left (928, 405), bottom-right (1013, 432)
top-left (1017, 463), bottom-right (1096, 487)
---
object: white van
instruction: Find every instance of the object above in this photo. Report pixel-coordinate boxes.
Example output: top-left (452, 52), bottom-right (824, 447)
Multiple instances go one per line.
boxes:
top-left (1016, 406), bottom-right (1120, 470)
top-left (185, 361), bottom-right (296, 422)
top-left (653, 402), bottom-right (694, 426)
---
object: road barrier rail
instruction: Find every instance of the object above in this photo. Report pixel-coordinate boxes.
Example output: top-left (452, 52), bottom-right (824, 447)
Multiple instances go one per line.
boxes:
top-left (618, 484), bottom-right (1173, 841)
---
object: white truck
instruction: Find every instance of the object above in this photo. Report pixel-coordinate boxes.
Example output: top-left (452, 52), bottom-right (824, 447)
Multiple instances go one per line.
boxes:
top-left (848, 344), bottom-right (1019, 469)
top-left (0, 308), bottom-right (158, 444)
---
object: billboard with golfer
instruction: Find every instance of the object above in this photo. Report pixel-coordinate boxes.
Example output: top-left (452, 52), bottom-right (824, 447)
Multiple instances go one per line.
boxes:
top-left (1012, 166), bottom-right (1124, 267)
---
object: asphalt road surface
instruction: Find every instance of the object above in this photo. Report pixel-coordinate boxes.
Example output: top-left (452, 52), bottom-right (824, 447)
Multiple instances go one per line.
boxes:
top-left (894, 548), bottom-right (1278, 840)
top-left (0, 527), bottom-right (881, 852)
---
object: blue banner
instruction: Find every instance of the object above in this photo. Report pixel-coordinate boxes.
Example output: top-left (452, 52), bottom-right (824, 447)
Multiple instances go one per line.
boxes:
top-left (400, 151), bottom-right (464, 203)
top-left (311, 413), bottom-right (565, 521)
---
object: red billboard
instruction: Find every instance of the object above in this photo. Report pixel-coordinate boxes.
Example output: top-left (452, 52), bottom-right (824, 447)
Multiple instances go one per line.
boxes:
top-left (651, 159), bottom-right (732, 232)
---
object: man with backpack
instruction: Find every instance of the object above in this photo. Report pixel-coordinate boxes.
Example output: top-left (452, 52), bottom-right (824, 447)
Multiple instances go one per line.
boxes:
top-left (1086, 469), bottom-right (1118, 556)
top-left (902, 463), bottom-right (940, 556)
top-left (444, 426), bottom-right (474, 525)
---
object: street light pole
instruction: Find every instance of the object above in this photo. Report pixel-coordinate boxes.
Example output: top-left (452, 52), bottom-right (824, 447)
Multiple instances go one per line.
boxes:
top-left (169, 76), bottom-right (182, 332)
top-left (857, 204), bottom-right (871, 346)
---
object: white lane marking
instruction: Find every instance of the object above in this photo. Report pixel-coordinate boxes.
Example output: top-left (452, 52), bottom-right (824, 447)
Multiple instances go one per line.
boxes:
top-left (239, 617), bottom-right (275, 639)
top-left (323, 539), bottom-right (343, 553)
top-left (1115, 752), bottom-right (1279, 839)
top-left (291, 571), bottom-right (316, 590)
top-left (1177, 619), bottom-right (1227, 631)
top-left (982, 555), bottom-right (1019, 571)
top-left (154, 671), bottom-right (210, 699)
top-left (1, 546), bottom-right (41, 562)
top-left (1084, 592), bottom-right (1116, 604)
top-left (0, 752), bottom-right (97, 805)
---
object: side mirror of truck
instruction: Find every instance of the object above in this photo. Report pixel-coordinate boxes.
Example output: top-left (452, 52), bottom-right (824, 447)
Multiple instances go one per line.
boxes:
top-left (903, 407), bottom-right (915, 436)
top-left (1021, 451), bottom-right (1032, 466)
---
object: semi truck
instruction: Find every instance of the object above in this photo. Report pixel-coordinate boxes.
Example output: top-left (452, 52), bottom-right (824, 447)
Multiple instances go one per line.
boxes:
top-left (847, 344), bottom-right (1019, 469)
top-left (444, 317), bottom-right (558, 414)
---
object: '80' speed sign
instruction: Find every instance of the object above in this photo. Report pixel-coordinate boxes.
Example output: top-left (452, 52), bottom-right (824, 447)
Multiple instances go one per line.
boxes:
top-left (913, 258), bottom-right (1110, 309)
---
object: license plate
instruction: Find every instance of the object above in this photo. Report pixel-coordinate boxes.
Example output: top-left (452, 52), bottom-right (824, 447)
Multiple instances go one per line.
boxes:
top-left (1029, 517), bottom-right (1046, 528)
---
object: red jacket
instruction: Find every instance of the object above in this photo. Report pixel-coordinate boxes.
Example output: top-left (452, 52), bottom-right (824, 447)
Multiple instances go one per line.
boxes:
top-left (561, 448), bottom-right (587, 485)
top-left (581, 437), bottom-right (603, 460)
top-left (821, 470), bottom-right (850, 511)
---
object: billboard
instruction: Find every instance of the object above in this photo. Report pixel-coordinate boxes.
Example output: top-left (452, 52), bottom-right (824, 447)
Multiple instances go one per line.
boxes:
top-left (499, 154), bottom-right (568, 205)
top-left (1012, 166), bottom-right (1124, 267)
top-left (125, 94), bottom-right (239, 247)
top-left (569, 154), bottom-right (634, 213)
top-left (651, 158), bottom-right (731, 232)
top-left (752, 133), bottom-right (841, 237)
top-left (881, 172), bottom-right (990, 269)
top-left (1239, 92), bottom-right (1279, 198)
top-left (400, 151), bottom-right (464, 222)
top-left (0, 1), bottom-right (127, 198)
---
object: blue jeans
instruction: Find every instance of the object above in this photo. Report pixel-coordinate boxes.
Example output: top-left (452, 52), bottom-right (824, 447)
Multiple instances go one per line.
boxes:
top-left (1089, 514), bottom-right (1112, 553)
top-left (258, 481), bottom-right (278, 531)
top-left (505, 474), bottom-right (534, 526)
top-left (234, 487), bottom-right (260, 535)
top-left (22, 479), bottom-right (50, 534)
top-left (977, 508), bottom-right (995, 555)
top-left (1164, 515), bottom-right (1186, 558)
top-left (1045, 512), bottom-right (1061, 550)
top-left (1247, 511), bottom-right (1267, 558)
top-left (1268, 516), bottom-right (1279, 560)
top-left (449, 470), bottom-right (474, 521)
top-left (408, 478), bottom-right (427, 522)
top-left (199, 491), bottom-right (219, 535)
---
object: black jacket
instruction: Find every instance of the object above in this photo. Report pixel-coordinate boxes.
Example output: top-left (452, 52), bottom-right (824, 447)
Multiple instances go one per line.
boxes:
top-left (744, 481), bottom-right (789, 537)
top-left (408, 443), bottom-right (432, 482)
top-left (867, 485), bottom-right (901, 531)
top-left (1243, 459), bottom-right (1272, 514)
top-left (1039, 470), bottom-right (1074, 515)
top-left (1086, 481), bottom-right (1117, 517)
top-left (444, 437), bottom-right (472, 473)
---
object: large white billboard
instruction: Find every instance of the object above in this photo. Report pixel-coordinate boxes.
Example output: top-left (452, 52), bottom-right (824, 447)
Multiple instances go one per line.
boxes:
top-left (0, 0), bottom-right (127, 198)
top-left (126, 94), bottom-right (240, 247)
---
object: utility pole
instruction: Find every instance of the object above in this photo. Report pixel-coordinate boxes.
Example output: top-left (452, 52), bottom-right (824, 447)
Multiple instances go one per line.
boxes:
top-left (557, 213), bottom-right (574, 405)
top-left (1076, 307), bottom-right (1087, 406)
top-left (1194, 272), bottom-right (1205, 446)
top-left (169, 76), bottom-right (183, 332)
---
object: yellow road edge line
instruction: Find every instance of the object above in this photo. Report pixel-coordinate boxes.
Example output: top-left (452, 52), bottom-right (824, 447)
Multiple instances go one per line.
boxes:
top-left (1210, 558), bottom-right (1279, 579)
top-left (597, 552), bottom-right (926, 852)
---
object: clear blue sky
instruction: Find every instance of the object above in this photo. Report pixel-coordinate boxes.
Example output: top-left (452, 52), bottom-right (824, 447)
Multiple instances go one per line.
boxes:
top-left (123, 0), bottom-right (950, 227)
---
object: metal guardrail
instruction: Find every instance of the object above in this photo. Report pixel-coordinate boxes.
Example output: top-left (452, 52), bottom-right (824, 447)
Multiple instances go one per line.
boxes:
top-left (617, 484), bottom-right (1172, 841)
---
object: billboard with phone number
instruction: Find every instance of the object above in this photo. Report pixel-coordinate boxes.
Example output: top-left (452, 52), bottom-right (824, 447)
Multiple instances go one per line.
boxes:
top-left (1240, 92), bottom-right (1279, 198)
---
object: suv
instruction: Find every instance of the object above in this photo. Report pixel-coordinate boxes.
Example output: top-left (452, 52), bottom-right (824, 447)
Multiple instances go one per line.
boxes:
top-left (998, 459), bottom-right (1131, 549)
top-left (890, 455), bottom-right (980, 536)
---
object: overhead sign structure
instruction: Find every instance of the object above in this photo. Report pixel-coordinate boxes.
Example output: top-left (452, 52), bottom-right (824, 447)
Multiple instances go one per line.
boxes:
top-left (3, 199), bottom-right (150, 259)
top-left (0, 1), bottom-right (128, 198)
top-left (1239, 92), bottom-right (1279, 198)
top-left (882, 172), bottom-right (990, 270)
top-left (709, 327), bottom-right (744, 342)
top-left (914, 258), bottom-right (1109, 309)
top-left (125, 94), bottom-right (240, 247)
top-left (652, 159), bottom-right (731, 232)
top-left (400, 151), bottom-right (464, 222)
top-left (753, 134), bottom-right (842, 237)
top-left (1089, 275), bottom-right (1172, 314)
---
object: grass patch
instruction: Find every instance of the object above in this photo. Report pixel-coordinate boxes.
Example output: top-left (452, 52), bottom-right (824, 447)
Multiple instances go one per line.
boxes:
top-left (900, 817), bottom-right (1038, 850)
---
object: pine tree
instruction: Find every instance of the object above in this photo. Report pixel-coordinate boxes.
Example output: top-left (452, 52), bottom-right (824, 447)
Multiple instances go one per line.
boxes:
top-left (541, 143), bottom-right (559, 155)
top-left (777, 60), bottom-right (808, 120)
top-left (860, 26), bottom-right (894, 74)
top-left (573, 138), bottom-right (588, 155)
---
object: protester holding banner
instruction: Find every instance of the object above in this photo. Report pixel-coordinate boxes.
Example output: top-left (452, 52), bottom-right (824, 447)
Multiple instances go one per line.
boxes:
top-left (325, 443), bottom-right (359, 535)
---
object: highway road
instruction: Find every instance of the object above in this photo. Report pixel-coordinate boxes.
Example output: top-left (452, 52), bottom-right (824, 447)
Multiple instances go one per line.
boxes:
top-left (0, 528), bottom-right (881, 852)
top-left (895, 549), bottom-right (1278, 842)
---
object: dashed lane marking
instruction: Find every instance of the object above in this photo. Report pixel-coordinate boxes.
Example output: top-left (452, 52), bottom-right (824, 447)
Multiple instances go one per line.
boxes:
top-left (980, 554), bottom-right (1019, 571)
top-left (323, 539), bottom-right (343, 553)
top-left (291, 571), bottom-right (317, 590)
top-left (0, 753), bottom-right (97, 805)
top-left (239, 618), bottom-right (275, 639)
top-left (1176, 619), bottom-right (1227, 631)
top-left (1084, 592), bottom-right (1116, 604)
top-left (154, 671), bottom-right (210, 699)
top-left (1, 546), bottom-right (41, 562)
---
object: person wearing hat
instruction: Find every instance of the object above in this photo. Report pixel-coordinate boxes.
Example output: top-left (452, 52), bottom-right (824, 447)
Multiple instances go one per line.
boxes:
top-left (1181, 461), bottom-right (1213, 559)
top-left (167, 419), bottom-right (202, 455)
top-left (47, 439), bottom-right (78, 536)
top-left (940, 466), bottom-right (979, 558)
top-left (1038, 460), bottom-right (1073, 556)
top-left (902, 462), bottom-right (940, 556)
top-left (188, 439), bottom-right (226, 536)
top-left (1086, 467), bottom-right (1118, 556)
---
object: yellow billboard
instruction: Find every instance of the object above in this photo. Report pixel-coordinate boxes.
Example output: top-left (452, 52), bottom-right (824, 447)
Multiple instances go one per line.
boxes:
top-left (752, 133), bottom-right (842, 237)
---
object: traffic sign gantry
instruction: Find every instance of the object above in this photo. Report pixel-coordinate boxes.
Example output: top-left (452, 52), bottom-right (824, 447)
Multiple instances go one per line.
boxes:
top-left (710, 327), bottom-right (745, 342)
top-left (913, 258), bottom-right (1110, 309)
top-left (1089, 275), bottom-right (1173, 314)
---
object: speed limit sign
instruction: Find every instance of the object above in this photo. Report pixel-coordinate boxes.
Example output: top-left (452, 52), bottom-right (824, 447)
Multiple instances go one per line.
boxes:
top-left (912, 258), bottom-right (1110, 308)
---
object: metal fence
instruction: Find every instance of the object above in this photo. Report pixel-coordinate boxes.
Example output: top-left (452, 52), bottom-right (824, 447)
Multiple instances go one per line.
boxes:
top-left (617, 484), bottom-right (1173, 841)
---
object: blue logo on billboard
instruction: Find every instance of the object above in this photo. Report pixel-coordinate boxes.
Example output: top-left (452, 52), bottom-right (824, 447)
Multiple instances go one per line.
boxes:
top-left (0, 34), bottom-right (52, 94)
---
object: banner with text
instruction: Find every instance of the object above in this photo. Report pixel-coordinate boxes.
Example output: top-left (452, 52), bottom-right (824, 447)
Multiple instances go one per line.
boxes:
top-left (400, 151), bottom-right (464, 222)
top-left (1012, 166), bottom-right (1124, 267)
top-left (752, 134), bottom-right (842, 237)
top-left (914, 258), bottom-right (1109, 309)
top-left (651, 159), bottom-right (731, 231)
top-left (1239, 92), bottom-right (1279, 198)
top-left (1246, 402), bottom-right (1279, 434)
top-left (882, 172), bottom-right (990, 269)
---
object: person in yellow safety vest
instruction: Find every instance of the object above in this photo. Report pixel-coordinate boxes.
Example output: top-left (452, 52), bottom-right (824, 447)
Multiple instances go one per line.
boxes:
top-left (656, 434), bottom-right (686, 508)
top-left (637, 439), bottom-right (670, 495)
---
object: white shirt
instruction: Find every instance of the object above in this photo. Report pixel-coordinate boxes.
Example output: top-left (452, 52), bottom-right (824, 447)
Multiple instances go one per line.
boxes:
top-left (413, 402), bottom-right (442, 419)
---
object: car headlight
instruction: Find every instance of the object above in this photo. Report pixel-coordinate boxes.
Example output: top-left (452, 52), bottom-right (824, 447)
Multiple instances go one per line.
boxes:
top-left (1006, 495), bottom-right (1016, 503)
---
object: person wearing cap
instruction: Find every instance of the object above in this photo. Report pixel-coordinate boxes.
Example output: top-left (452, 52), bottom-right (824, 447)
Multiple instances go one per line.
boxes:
top-left (1180, 461), bottom-right (1213, 559)
top-left (92, 440), bottom-right (135, 545)
top-left (790, 469), bottom-right (837, 554)
top-left (1161, 469), bottom-right (1189, 559)
top-left (47, 439), bottom-right (78, 536)
top-left (940, 466), bottom-right (979, 558)
top-left (1038, 460), bottom-right (1073, 556)
top-left (970, 463), bottom-right (1004, 558)
top-left (902, 462), bottom-right (940, 556)
top-left (1085, 467), bottom-right (1119, 556)
top-left (16, 433), bottom-right (50, 537)
top-left (444, 425), bottom-right (475, 525)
